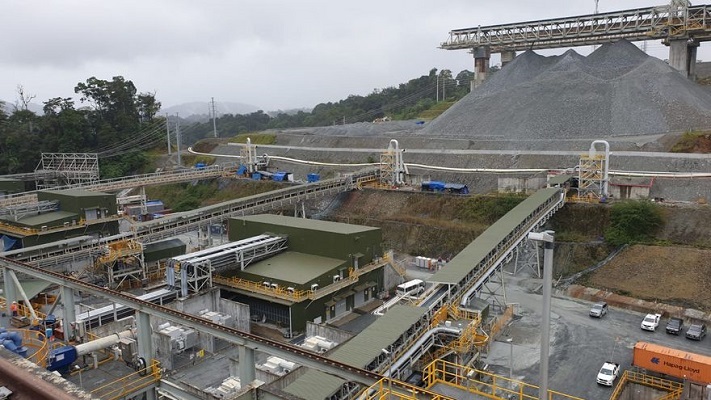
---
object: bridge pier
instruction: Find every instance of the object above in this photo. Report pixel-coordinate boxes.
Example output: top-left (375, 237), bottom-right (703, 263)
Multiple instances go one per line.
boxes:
top-left (500, 50), bottom-right (516, 67)
top-left (471, 46), bottom-right (491, 90)
top-left (667, 38), bottom-right (699, 79)
top-left (238, 345), bottom-right (256, 384)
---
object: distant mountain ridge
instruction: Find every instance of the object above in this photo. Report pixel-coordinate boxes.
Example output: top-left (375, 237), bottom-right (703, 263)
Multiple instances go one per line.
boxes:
top-left (0, 100), bottom-right (43, 115)
top-left (160, 101), bottom-right (260, 119)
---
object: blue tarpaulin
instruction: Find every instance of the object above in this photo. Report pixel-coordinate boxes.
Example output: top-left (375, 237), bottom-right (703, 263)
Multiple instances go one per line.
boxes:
top-left (1, 235), bottom-right (18, 251)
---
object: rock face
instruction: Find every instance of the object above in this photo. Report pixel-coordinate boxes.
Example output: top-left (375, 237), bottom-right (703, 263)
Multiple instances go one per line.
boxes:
top-left (422, 40), bottom-right (711, 142)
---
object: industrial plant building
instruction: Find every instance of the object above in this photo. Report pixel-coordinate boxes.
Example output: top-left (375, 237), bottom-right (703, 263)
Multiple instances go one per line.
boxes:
top-left (0, 189), bottom-right (119, 250)
top-left (219, 214), bottom-right (392, 336)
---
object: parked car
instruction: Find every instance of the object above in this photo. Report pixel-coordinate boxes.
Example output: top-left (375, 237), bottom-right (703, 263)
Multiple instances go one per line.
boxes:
top-left (589, 302), bottom-right (608, 318)
top-left (596, 361), bottom-right (620, 386)
top-left (686, 323), bottom-right (707, 341)
top-left (641, 313), bottom-right (662, 331)
top-left (666, 317), bottom-right (684, 335)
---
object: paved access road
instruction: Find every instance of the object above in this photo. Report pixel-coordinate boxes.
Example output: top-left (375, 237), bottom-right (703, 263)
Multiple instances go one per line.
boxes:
top-left (483, 273), bottom-right (709, 400)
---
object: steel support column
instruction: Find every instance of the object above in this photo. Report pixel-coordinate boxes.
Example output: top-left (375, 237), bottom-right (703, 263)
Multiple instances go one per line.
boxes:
top-left (137, 311), bottom-right (156, 400)
top-left (62, 286), bottom-right (76, 339)
top-left (3, 268), bottom-right (17, 315)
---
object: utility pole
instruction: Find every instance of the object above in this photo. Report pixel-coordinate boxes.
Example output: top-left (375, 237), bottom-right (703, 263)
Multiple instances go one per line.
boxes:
top-left (592, 1), bottom-right (601, 52)
top-left (211, 97), bottom-right (218, 138)
top-left (176, 113), bottom-right (182, 167)
top-left (436, 75), bottom-right (440, 102)
top-left (165, 114), bottom-right (171, 155)
top-left (443, 77), bottom-right (446, 101)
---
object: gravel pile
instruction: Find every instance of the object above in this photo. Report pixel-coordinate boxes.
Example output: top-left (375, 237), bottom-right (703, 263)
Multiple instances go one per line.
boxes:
top-left (422, 40), bottom-right (711, 141)
top-left (274, 120), bottom-right (425, 137)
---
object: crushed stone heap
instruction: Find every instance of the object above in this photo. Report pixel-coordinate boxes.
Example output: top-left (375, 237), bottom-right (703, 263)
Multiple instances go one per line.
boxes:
top-left (422, 40), bottom-right (711, 141)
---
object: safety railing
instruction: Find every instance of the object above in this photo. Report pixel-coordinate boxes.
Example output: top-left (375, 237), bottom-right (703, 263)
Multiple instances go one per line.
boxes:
top-left (423, 359), bottom-right (584, 400)
top-left (213, 275), bottom-right (310, 302)
top-left (3, 328), bottom-right (52, 367)
top-left (2, 296), bottom-right (48, 322)
top-left (90, 359), bottom-right (162, 400)
top-left (608, 370), bottom-right (683, 400)
top-left (361, 378), bottom-right (455, 400)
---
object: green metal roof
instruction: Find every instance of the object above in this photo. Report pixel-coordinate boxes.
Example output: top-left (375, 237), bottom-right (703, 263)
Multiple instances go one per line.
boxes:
top-left (242, 251), bottom-right (343, 284)
top-left (329, 305), bottom-right (426, 367)
top-left (144, 238), bottom-right (185, 253)
top-left (548, 174), bottom-right (573, 185)
top-left (429, 188), bottom-right (561, 285)
top-left (41, 189), bottom-right (110, 197)
top-left (233, 214), bottom-right (380, 235)
top-left (283, 305), bottom-right (426, 399)
top-left (282, 370), bottom-right (345, 399)
top-left (12, 211), bottom-right (78, 227)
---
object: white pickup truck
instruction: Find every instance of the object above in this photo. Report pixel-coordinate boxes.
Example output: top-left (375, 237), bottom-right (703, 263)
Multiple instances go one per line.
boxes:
top-left (596, 362), bottom-right (620, 386)
top-left (641, 313), bottom-right (662, 331)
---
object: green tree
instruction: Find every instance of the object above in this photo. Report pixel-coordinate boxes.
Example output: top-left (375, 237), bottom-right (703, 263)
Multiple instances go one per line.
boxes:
top-left (605, 201), bottom-right (664, 246)
top-left (74, 76), bottom-right (162, 177)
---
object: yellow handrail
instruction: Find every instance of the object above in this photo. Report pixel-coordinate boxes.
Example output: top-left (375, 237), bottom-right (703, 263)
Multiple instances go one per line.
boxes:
top-left (90, 359), bottom-right (162, 400)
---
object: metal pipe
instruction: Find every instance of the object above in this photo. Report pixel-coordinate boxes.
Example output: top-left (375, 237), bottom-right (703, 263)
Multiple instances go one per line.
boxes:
top-left (589, 140), bottom-right (610, 196)
top-left (75, 329), bottom-right (134, 356)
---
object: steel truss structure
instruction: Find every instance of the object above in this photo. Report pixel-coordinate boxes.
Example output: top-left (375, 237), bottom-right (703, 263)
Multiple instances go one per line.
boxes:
top-left (0, 200), bottom-right (59, 221)
top-left (441, 3), bottom-right (711, 52)
top-left (35, 153), bottom-right (99, 190)
top-left (167, 234), bottom-right (288, 297)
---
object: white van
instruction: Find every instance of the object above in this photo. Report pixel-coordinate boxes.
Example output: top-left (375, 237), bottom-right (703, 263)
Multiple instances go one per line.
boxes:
top-left (396, 279), bottom-right (426, 296)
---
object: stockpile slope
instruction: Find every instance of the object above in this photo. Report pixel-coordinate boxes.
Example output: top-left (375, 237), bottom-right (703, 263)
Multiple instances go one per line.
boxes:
top-left (422, 40), bottom-right (711, 141)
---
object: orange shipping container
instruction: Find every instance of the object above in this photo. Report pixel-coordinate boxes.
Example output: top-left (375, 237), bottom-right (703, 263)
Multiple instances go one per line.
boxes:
top-left (633, 341), bottom-right (711, 384)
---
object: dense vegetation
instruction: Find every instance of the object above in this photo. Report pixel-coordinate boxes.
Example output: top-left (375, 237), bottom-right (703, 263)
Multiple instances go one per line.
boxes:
top-left (0, 77), bottom-right (161, 177)
top-left (169, 68), bottom-right (474, 145)
top-left (604, 200), bottom-right (664, 246)
top-left (1, 68), bottom-right (473, 177)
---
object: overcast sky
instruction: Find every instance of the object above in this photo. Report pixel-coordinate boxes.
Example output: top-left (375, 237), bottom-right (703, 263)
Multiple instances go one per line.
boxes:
top-left (2, 0), bottom-right (709, 112)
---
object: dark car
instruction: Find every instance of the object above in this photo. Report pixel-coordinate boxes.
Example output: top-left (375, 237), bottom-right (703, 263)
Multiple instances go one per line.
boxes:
top-left (686, 323), bottom-right (707, 340)
top-left (666, 317), bottom-right (684, 335)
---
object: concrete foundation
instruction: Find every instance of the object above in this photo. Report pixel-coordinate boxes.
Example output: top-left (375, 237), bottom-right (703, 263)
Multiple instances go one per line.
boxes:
top-left (472, 46), bottom-right (491, 89)
top-left (668, 38), bottom-right (698, 78)
top-left (501, 50), bottom-right (516, 67)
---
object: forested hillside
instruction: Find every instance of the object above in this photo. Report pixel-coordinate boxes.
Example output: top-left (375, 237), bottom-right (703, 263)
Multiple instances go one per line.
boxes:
top-left (0, 68), bottom-right (474, 177)
top-left (0, 76), bottom-right (161, 177)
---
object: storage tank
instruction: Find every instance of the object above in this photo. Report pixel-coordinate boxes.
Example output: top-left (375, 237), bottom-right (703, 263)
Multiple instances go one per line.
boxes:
top-left (633, 341), bottom-right (711, 384)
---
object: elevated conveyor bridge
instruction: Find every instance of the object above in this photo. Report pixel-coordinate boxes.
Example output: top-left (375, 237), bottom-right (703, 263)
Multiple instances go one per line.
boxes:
top-left (4, 170), bottom-right (378, 266)
top-left (441, 4), bottom-right (711, 52)
top-left (0, 165), bottom-right (233, 208)
top-left (442, 2), bottom-right (711, 83)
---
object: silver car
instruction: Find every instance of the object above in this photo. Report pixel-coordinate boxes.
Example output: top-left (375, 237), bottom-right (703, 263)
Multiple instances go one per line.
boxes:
top-left (590, 302), bottom-right (608, 318)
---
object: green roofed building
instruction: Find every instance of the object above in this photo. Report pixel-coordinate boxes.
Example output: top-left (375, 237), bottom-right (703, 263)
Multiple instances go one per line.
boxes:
top-left (0, 189), bottom-right (119, 250)
top-left (222, 214), bottom-right (388, 336)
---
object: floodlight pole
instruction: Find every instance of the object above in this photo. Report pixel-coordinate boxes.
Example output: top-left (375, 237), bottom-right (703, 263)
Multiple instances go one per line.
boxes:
top-left (528, 230), bottom-right (555, 400)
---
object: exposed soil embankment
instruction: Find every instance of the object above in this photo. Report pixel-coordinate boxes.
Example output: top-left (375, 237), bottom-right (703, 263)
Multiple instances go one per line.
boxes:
top-left (325, 190), bottom-right (711, 310)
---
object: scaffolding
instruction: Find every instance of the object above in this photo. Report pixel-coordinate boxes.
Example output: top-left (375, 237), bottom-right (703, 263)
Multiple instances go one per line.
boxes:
top-left (35, 153), bottom-right (100, 190)
top-left (95, 240), bottom-right (145, 289)
top-left (575, 140), bottom-right (610, 202)
top-left (379, 139), bottom-right (407, 187)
